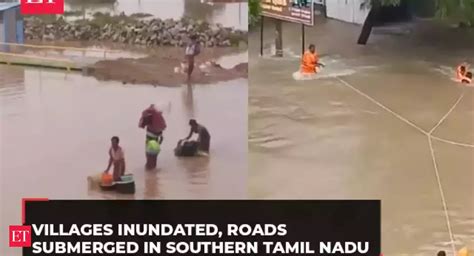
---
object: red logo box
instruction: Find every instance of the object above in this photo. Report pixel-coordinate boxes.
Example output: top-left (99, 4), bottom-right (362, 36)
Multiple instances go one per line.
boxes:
top-left (20, 0), bottom-right (64, 15)
top-left (9, 225), bottom-right (32, 247)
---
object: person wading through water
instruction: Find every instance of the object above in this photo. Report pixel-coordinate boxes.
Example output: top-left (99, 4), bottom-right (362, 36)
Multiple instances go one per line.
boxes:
top-left (300, 44), bottom-right (324, 75)
top-left (456, 62), bottom-right (472, 84)
top-left (185, 34), bottom-right (201, 83)
top-left (139, 104), bottom-right (166, 169)
top-left (184, 119), bottom-right (211, 154)
top-left (104, 136), bottom-right (126, 181)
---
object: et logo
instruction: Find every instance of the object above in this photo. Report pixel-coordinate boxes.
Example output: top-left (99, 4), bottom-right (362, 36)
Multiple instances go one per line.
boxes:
top-left (9, 225), bottom-right (32, 247)
top-left (20, 0), bottom-right (64, 15)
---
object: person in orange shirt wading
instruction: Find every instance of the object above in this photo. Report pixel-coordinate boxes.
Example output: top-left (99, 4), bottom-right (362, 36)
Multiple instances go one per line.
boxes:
top-left (300, 44), bottom-right (324, 75)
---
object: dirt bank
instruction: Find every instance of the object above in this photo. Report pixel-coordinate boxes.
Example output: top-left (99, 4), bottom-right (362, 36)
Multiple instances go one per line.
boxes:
top-left (88, 47), bottom-right (247, 86)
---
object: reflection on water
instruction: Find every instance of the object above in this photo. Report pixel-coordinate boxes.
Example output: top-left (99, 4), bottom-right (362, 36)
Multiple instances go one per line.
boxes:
top-left (65, 0), bottom-right (248, 31)
top-left (0, 67), bottom-right (25, 105)
top-left (216, 50), bottom-right (248, 69)
top-left (0, 65), bottom-right (247, 254)
top-left (249, 18), bottom-right (474, 255)
top-left (183, 84), bottom-right (196, 119)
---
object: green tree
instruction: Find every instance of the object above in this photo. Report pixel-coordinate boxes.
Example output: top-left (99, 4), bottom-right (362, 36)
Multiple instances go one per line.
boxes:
top-left (437, 0), bottom-right (474, 26)
top-left (362, 0), bottom-right (474, 26)
top-left (249, 0), bottom-right (261, 27)
top-left (361, 0), bottom-right (401, 8)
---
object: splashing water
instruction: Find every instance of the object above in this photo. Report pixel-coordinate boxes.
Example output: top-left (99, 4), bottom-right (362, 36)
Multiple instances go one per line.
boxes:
top-left (432, 65), bottom-right (458, 82)
top-left (434, 64), bottom-right (474, 86)
top-left (292, 57), bottom-right (359, 81)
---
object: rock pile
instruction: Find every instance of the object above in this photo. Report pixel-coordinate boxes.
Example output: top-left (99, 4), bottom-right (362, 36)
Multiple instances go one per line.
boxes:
top-left (24, 14), bottom-right (247, 47)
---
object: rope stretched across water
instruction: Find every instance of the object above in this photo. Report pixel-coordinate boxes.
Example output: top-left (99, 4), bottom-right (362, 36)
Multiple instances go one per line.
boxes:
top-left (336, 77), bottom-right (460, 256)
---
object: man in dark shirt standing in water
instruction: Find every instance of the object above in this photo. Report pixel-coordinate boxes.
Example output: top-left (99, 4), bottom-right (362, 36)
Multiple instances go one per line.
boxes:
top-left (185, 119), bottom-right (211, 153)
top-left (185, 35), bottom-right (201, 83)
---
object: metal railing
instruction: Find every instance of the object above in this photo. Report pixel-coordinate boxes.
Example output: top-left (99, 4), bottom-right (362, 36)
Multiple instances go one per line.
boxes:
top-left (0, 42), bottom-right (121, 59)
top-left (0, 51), bottom-right (76, 71)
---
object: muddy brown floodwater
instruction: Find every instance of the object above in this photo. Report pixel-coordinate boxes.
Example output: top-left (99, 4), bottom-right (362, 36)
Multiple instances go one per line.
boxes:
top-left (249, 17), bottom-right (474, 255)
top-left (0, 64), bottom-right (247, 254)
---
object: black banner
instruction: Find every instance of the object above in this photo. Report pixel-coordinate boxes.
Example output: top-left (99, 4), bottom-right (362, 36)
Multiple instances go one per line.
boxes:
top-left (24, 200), bottom-right (380, 256)
top-left (261, 0), bottom-right (315, 26)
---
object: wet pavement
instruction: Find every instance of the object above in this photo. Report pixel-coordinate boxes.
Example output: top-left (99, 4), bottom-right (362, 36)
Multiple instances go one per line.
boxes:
top-left (249, 18), bottom-right (474, 255)
top-left (0, 65), bottom-right (247, 254)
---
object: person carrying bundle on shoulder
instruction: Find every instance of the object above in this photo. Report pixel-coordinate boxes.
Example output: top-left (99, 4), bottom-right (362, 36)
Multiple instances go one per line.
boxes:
top-left (139, 104), bottom-right (166, 169)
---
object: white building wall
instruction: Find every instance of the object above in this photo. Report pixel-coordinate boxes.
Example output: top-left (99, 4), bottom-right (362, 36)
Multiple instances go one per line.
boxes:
top-left (326, 0), bottom-right (370, 25)
top-left (352, 0), bottom-right (370, 24)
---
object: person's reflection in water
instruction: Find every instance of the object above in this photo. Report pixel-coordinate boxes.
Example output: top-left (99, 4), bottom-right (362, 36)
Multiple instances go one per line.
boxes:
top-left (182, 84), bottom-right (195, 119)
top-left (144, 169), bottom-right (161, 199)
top-left (86, 182), bottom-right (136, 200)
top-left (178, 157), bottom-right (210, 196)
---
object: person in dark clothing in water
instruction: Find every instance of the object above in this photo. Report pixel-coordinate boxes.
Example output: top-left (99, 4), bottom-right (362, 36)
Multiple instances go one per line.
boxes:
top-left (184, 119), bottom-right (210, 153)
top-left (184, 35), bottom-right (201, 82)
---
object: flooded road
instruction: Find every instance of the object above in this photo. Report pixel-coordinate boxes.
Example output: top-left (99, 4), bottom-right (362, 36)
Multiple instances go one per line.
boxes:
top-left (65, 0), bottom-right (248, 31)
top-left (0, 65), bottom-right (247, 254)
top-left (249, 18), bottom-right (474, 255)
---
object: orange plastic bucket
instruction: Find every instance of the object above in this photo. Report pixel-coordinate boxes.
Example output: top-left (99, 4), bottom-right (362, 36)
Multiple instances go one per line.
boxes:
top-left (101, 173), bottom-right (113, 185)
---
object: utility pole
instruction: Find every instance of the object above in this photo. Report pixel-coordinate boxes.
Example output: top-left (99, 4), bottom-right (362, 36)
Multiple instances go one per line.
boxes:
top-left (275, 19), bottom-right (283, 57)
